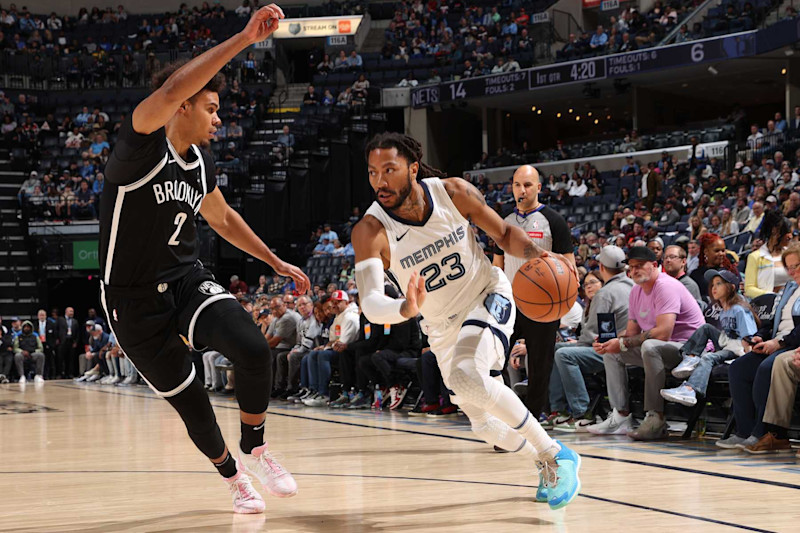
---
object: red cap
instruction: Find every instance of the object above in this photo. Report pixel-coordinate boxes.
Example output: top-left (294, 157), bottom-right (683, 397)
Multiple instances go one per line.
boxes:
top-left (330, 290), bottom-right (349, 302)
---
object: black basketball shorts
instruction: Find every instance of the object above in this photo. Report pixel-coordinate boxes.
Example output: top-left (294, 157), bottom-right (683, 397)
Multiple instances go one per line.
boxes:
top-left (100, 262), bottom-right (236, 397)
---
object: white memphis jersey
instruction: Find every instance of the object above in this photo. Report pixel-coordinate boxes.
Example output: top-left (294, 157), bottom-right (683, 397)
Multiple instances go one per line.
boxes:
top-left (365, 177), bottom-right (493, 322)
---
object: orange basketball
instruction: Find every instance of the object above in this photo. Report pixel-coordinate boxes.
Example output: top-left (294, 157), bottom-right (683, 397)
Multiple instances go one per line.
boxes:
top-left (512, 255), bottom-right (578, 323)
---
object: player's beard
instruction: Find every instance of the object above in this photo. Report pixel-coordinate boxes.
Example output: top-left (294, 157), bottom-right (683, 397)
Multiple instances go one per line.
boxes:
top-left (198, 138), bottom-right (211, 149)
top-left (378, 171), bottom-right (413, 210)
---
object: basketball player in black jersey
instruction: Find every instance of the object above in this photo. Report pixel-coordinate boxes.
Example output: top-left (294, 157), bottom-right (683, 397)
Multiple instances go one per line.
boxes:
top-left (99, 5), bottom-right (310, 514)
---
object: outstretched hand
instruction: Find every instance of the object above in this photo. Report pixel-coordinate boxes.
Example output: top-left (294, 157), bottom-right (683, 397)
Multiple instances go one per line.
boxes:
top-left (274, 260), bottom-right (310, 295)
top-left (401, 271), bottom-right (426, 319)
top-left (241, 4), bottom-right (285, 44)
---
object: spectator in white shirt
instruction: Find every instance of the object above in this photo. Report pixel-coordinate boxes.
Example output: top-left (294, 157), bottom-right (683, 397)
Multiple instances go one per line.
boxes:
top-left (235, 0), bottom-right (252, 17)
top-left (568, 176), bottom-right (588, 197)
top-left (747, 123), bottom-right (764, 150)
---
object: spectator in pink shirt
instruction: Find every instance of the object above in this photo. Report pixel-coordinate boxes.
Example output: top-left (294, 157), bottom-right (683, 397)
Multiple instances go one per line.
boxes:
top-left (589, 246), bottom-right (705, 440)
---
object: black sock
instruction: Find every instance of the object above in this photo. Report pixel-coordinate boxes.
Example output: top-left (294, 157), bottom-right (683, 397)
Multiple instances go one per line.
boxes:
top-left (212, 451), bottom-right (237, 479)
top-left (240, 419), bottom-right (265, 454)
top-left (765, 423), bottom-right (789, 440)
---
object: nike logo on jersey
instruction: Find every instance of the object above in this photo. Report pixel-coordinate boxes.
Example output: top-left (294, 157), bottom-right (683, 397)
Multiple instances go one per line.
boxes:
top-left (396, 230), bottom-right (410, 241)
top-left (152, 180), bottom-right (203, 210)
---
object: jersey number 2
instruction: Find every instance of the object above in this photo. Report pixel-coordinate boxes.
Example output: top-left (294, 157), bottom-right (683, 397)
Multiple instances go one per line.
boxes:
top-left (420, 253), bottom-right (465, 292)
top-left (168, 212), bottom-right (188, 246)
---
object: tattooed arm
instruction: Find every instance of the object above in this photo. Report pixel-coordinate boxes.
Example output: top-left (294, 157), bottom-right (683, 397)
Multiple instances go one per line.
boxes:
top-left (444, 178), bottom-right (545, 260)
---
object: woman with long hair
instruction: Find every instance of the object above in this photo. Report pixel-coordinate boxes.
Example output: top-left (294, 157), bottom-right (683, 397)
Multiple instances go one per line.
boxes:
top-left (721, 208), bottom-right (739, 237)
top-left (689, 214), bottom-right (707, 240)
top-left (690, 232), bottom-right (738, 296)
top-left (744, 210), bottom-right (792, 297)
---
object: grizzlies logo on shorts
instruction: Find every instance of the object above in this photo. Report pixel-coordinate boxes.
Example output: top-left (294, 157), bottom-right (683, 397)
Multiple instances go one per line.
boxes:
top-left (484, 293), bottom-right (512, 325)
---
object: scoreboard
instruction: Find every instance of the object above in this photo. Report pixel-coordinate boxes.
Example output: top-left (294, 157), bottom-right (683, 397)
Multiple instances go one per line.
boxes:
top-left (411, 30), bottom-right (761, 108)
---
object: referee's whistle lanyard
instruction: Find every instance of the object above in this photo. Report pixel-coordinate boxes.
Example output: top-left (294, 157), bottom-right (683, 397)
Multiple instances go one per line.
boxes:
top-left (514, 204), bottom-right (544, 223)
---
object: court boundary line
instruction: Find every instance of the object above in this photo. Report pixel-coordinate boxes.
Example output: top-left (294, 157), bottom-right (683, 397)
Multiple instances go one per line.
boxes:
top-left (49, 383), bottom-right (800, 493)
top-left (0, 468), bottom-right (774, 532)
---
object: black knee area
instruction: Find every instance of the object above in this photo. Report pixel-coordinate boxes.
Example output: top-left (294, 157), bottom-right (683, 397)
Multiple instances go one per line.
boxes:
top-left (193, 298), bottom-right (272, 414)
top-left (165, 376), bottom-right (226, 459)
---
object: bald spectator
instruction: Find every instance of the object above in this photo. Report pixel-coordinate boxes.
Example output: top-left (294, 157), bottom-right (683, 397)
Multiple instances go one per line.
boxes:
top-left (268, 297), bottom-right (301, 398)
top-left (590, 246), bottom-right (705, 440)
top-left (662, 245), bottom-right (704, 307)
top-left (744, 202), bottom-right (765, 234)
top-left (282, 293), bottom-right (296, 311)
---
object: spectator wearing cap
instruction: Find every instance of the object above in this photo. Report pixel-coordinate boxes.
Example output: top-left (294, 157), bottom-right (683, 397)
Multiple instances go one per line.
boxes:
top-left (547, 246), bottom-right (634, 431)
top-left (590, 246), bottom-right (705, 440)
top-left (302, 290), bottom-right (359, 407)
top-left (12, 320), bottom-right (45, 384)
top-left (218, 141), bottom-right (240, 167)
top-left (320, 223), bottom-right (338, 243)
top-left (313, 238), bottom-right (334, 256)
top-left (662, 245), bottom-right (703, 307)
top-left (658, 201), bottom-right (680, 227)
top-left (744, 210), bottom-right (791, 298)
top-left (721, 242), bottom-right (800, 451)
top-left (229, 275), bottom-right (248, 295)
top-left (661, 268), bottom-right (758, 410)
top-left (763, 159), bottom-right (779, 181)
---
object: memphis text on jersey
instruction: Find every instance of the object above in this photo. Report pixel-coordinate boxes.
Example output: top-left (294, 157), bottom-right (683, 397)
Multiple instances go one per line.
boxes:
top-left (399, 225), bottom-right (466, 269)
top-left (152, 179), bottom-right (203, 211)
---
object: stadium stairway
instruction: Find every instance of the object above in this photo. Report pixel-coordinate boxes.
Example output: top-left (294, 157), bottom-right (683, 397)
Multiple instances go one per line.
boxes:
top-left (0, 150), bottom-right (37, 320)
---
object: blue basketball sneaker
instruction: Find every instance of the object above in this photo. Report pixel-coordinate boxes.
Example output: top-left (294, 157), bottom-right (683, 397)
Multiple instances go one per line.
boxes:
top-left (539, 440), bottom-right (581, 510)
top-left (535, 473), bottom-right (548, 503)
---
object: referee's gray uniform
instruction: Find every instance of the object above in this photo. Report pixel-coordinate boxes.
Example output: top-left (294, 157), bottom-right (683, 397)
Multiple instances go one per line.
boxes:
top-left (495, 205), bottom-right (573, 416)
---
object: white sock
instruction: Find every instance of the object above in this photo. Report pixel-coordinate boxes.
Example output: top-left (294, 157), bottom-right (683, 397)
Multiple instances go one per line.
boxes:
top-left (460, 404), bottom-right (538, 458)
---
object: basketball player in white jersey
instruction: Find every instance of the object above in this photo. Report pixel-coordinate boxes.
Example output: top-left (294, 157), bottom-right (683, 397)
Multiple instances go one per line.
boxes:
top-left (352, 133), bottom-right (581, 509)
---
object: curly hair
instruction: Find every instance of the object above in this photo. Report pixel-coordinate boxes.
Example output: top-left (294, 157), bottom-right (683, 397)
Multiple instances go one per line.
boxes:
top-left (151, 59), bottom-right (226, 100)
top-left (698, 232), bottom-right (737, 273)
top-left (365, 132), bottom-right (445, 179)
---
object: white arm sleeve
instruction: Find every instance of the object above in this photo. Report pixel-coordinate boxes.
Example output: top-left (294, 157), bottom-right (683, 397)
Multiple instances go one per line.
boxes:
top-left (355, 258), bottom-right (407, 325)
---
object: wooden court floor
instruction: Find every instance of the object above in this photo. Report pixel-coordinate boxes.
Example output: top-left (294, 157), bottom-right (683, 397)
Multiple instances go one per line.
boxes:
top-left (1, 381), bottom-right (799, 532)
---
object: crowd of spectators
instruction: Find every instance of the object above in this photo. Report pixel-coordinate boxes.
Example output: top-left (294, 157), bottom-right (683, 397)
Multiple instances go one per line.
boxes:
top-left (0, 306), bottom-right (138, 386)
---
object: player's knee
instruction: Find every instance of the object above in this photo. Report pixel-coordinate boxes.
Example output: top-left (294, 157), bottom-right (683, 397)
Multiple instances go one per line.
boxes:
top-left (448, 364), bottom-right (490, 406)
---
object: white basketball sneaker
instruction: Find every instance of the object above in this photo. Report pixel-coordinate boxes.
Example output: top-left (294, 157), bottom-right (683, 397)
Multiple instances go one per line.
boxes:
top-left (224, 462), bottom-right (265, 514)
top-left (239, 443), bottom-right (298, 498)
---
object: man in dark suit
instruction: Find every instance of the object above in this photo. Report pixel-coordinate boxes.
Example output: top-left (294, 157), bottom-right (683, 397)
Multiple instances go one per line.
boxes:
top-left (35, 309), bottom-right (58, 379)
top-left (790, 105), bottom-right (800, 131)
top-left (56, 306), bottom-right (79, 378)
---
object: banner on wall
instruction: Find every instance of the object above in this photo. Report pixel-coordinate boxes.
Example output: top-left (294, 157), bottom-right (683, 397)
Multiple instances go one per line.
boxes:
top-left (73, 241), bottom-right (99, 270)
top-left (272, 15), bottom-right (363, 39)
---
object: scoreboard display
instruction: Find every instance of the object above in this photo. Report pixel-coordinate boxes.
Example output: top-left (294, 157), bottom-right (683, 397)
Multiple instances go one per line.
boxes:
top-left (411, 30), bottom-right (761, 108)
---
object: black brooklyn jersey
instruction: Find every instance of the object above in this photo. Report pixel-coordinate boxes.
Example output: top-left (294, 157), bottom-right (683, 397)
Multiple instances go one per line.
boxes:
top-left (100, 114), bottom-right (217, 287)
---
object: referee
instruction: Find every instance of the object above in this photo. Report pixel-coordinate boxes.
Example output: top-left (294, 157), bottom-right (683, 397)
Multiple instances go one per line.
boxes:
top-left (493, 165), bottom-right (575, 418)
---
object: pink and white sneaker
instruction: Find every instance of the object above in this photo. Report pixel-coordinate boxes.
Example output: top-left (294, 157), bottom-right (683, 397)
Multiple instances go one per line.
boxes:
top-left (240, 443), bottom-right (298, 498)
top-left (224, 463), bottom-right (265, 514)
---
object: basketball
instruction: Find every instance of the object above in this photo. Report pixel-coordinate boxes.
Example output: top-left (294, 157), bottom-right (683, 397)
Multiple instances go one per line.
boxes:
top-left (512, 256), bottom-right (578, 323)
